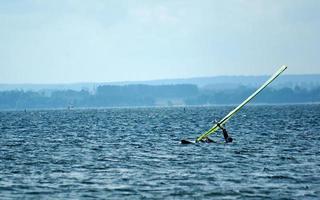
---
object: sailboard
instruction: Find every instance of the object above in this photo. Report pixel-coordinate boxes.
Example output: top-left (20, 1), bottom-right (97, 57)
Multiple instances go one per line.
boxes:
top-left (193, 65), bottom-right (287, 143)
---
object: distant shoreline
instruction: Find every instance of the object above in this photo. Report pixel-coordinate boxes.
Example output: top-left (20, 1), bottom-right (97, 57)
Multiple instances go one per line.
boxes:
top-left (1, 102), bottom-right (319, 112)
top-left (1, 84), bottom-right (319, 110)
top-left (1, 74), bottom-right (320, 92)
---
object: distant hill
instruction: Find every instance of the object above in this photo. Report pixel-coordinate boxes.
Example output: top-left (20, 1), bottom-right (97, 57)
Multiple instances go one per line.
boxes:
top-left (1, 83), bottom-right (319, 110)
top-left (116, 74), bottom-right (320, 91)
top-left (1, 74), bottom-right (320, 92)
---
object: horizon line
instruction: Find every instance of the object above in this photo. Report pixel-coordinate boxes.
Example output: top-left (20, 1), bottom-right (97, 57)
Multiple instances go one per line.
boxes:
top-left (1, 73), bottom-right (320, 85)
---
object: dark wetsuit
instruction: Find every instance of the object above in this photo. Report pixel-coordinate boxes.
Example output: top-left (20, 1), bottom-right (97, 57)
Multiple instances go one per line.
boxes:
top-left (222, 128), bottom-right (229, 141)
top-left (218, 124), bottom-right (233, 143)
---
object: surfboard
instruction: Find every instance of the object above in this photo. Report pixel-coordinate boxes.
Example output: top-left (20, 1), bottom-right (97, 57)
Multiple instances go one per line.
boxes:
top-left (194, 65), bottom-right (287, 143)
top-left (180, 139), bottom-right (195, 144)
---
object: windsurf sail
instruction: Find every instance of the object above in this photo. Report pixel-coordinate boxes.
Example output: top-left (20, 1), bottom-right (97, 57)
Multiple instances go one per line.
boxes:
top-left (195, 65), bottom-right (287, 142)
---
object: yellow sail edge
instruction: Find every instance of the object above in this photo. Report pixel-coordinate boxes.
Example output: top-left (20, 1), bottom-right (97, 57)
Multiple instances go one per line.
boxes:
top-left (196, 65), bottom-right (288, 142)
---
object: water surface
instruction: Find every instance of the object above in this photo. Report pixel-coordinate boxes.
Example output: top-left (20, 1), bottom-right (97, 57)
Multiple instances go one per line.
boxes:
top-left (0, 105), bottom-right (319, 199)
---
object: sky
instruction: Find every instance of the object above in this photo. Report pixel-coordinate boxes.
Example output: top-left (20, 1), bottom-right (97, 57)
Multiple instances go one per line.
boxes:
top-left (0, 0), bottom-right (319, 84)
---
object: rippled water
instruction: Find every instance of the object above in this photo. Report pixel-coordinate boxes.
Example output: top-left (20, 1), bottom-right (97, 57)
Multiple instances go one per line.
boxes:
top-left (1, 105), bottom-right (320, 199)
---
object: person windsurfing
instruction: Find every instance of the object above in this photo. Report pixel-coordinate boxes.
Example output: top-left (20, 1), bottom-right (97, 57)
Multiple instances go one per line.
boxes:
top-left (198, 123), bottom-right (232, 143)
top-left (199, 136), bottom-right (215, 143)
top-left (217, 123), bottom-right (233, 143)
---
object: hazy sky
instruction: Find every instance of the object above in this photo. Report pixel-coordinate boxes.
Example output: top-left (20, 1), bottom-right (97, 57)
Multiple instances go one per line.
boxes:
top-left (1, 0), bottom-right (319, 84)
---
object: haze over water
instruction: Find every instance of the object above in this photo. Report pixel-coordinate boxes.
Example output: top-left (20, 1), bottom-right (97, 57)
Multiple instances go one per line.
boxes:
top-left (1, 105), bottom-right (319, 199)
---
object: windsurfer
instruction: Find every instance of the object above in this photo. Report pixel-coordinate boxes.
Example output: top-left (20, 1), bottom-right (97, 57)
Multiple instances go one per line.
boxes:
top-left (198, 136), bottom-right (215, 143)
top-left (217, 123), bottom-right (233, 143)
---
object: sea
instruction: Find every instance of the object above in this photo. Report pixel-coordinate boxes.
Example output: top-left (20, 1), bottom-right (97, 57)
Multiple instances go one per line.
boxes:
top-left (0, 104), bottom-right (319, 199)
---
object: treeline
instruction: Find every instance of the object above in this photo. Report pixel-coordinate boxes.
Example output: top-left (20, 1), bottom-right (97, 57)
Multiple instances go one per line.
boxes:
top-left (186, 86), bottom-right (320, 105)
top-left (0, 84), bottom-right (198, 109)
top-left (0, 84), bottom-right (319, 109)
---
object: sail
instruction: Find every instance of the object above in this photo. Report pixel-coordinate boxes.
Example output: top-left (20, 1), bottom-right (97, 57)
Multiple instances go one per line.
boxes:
top-left (196, 65), bottom-right (287, 142)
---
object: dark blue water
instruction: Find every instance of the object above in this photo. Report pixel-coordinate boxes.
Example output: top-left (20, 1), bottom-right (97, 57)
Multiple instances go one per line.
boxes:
top-left (1, 105), bottom-right (320, 199)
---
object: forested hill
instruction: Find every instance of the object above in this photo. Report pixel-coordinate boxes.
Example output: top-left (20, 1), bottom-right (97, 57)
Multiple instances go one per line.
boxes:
top-left (1, 74), bottom-right (320, 92)
top-left (0, 84), bottom-right (319, 110)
